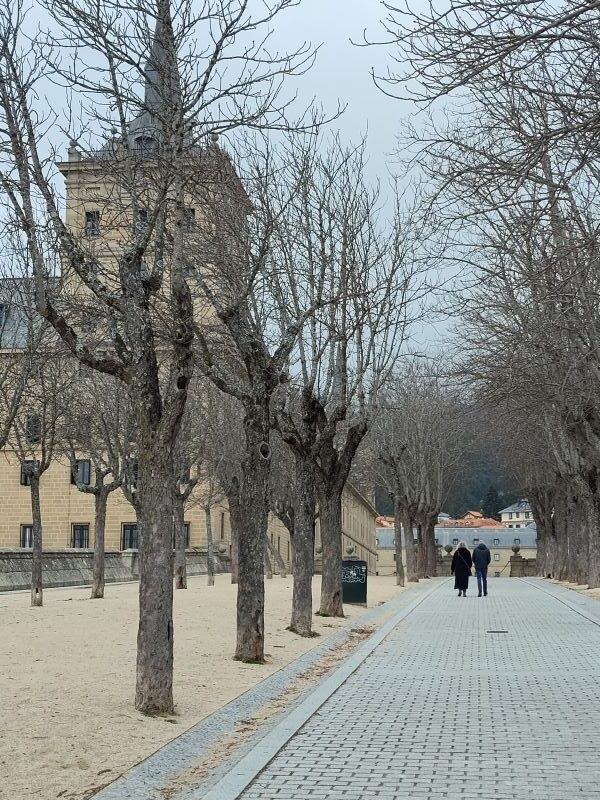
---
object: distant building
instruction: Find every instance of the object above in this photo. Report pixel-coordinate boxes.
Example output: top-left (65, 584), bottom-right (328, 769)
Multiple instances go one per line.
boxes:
top-left (375, 527), bottom-right (397, 577)
top-left (437, 509), bottom-right (500, 528)
top-left (499, 499), bottom-right (534, 528)
top-left (435, 525), bottom-right (536, 577)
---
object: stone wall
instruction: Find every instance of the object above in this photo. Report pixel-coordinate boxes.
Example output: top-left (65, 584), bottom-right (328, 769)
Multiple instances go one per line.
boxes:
top-left (509, 555), bottom-right (537, 577)
top-left (0, 549), bottom-right (228, 592)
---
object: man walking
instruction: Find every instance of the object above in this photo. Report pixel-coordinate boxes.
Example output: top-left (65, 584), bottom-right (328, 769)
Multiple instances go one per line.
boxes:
top-left (472, 542), bottom-right (491, 597)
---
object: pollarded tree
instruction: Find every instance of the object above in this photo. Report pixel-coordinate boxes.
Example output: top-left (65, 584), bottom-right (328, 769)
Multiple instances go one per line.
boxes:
top-left (65, 370), bottom-right (132, 598)
top-left (7, 348), bottom-right (74, 606)
top-left (0, 0), bottom-right (318, 712)
top-left (272, 136), bottom-right (427, 627)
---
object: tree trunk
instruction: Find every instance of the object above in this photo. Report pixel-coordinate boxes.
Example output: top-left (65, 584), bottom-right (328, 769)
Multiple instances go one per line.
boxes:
top-left (265, 546), bottom-right (273, 579)
top-left (30, 473), bottom-right (43, 607)
top-left (317, 482), bottom-right (344, 617)
top-left (91, 487), bottom-right (108, 599)
top-left (228, 484), bottom-right (241, 584)
top-left (289, 453), bottom-right (316, 635)
top-left (173, 491), bottom-right (187, 590)
top-left (135, 456), bottom-right (176, 715)
top-left (402, 510), bottom-right (418, 582)
top-left (393, 496), bottom-right (405, 587)
top-left (235, 420), bottom-right (269, 663)
top-left (205, 505), bottom-right (215, 586)
top-left (426, 517), bottom-right (437, 577)
top-left (267, 535), bottom-right (287, 577)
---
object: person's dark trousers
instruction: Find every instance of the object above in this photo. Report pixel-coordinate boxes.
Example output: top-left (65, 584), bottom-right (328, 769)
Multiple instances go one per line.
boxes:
top-left (476, 569), bottom-right (488, 596)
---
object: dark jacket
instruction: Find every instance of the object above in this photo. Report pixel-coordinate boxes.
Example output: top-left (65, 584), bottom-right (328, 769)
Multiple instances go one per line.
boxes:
top-left (451, 547), bottom-right (473, 591)
top-left (472, 542), bottom-right (491, 571)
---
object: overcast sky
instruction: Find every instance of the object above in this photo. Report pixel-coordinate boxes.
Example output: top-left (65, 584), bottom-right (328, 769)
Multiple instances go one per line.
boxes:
top-left (271, 0), bottom-right (412, 181)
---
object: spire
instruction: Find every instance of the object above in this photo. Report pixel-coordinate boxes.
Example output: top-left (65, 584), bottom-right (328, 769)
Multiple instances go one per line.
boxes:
top-left (128, 2), bottom-right (181, 151)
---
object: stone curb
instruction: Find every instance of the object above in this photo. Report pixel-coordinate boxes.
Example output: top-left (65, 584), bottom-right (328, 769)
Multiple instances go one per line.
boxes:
top-left (195, 579), bottom-right (446, 800)
top-left (93, 581), bottom-right (441, 800)
top-left (523, 577), bottom-right (600, 628)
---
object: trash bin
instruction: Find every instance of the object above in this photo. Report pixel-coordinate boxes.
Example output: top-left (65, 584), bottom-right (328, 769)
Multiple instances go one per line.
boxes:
top-left (341, 559), bottom-right (368, 605)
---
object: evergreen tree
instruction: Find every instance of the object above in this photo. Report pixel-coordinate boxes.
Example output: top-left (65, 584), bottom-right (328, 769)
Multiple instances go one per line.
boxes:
top-left (482, 485), bottom-right (501, 520)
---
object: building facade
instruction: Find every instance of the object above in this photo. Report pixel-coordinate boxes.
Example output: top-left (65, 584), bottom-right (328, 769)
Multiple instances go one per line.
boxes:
top-left (499, 499), bottom-right (534, 528)
top-left (435, 526), bottom-right (537, 577)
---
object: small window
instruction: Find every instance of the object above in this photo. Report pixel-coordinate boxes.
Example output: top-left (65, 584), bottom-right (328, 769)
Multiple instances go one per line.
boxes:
top-left (184, 522), bottom-right (190, 548)
top-left (376, 538), bottom-right (379, 546)
top-left (71, 459), bottom-right (91, 486)
top-left (183, 207), bottom-right (196, 231)
top-left (434, 537), bottom-right (439, 545)
top-left (20, 460), bottom-right (36, 486)
top-left (287, 541), bottom-right (290, 560)
top-left (493, 538), bottom-right (500, 545)
top-left (393, 553), bottom-right (396, 561)
top-left (495, 571), bottom-right (500, 578)
top-left (494, 553), bottom-right (500, 562)
top-left (25, 413), bottom-right (41, 444)
top-left (84, 210), bottom-right (100, 236)
top-left (509, 512), bottom-right (513, 520)
top-left (453, 538), bottom-right (459, 545)
top-left (525, 511), bottom-right (530, 519)
top-left (277, 535), bottom-right (281, 554)
top-left (20, 524), bottom-right (33, 548)
top-left (122, 523), bottom-right (139, 550)
top-left (514, 538), bottom-right (521, 545)
top-left (71, 523), bottom-right (89, 548)
top-left (515, 524), bottom-right (521, 529)
top-left (473, 538), bottom-right (479, 545)
top-left (220, 511), bottom-right (225, 540)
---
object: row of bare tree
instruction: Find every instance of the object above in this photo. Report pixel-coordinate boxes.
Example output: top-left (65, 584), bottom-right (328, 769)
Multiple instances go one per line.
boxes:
top-left (379, 0), bottom-right (600, 586)
top-left (0, 1), bottom-right (435, 715)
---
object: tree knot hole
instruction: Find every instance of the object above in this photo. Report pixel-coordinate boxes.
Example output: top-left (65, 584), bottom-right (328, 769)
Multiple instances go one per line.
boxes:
top-left (259, 442), bottom-right (271, 460)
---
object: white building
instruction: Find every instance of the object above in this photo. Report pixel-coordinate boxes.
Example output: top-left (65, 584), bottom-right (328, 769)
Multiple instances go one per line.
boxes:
top-left (499, 499), bottom-right (534, 528)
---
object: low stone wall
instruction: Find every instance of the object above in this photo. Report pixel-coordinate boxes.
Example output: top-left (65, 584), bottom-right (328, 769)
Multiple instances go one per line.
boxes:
top-left (0, 548), bottom-right (228, 592)
top-left (510, 555), bottom-right (537, 577)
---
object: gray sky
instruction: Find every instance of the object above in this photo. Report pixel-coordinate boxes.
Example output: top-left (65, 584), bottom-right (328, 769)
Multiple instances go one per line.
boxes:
top-left (269, 0), bottom-right (412, 181)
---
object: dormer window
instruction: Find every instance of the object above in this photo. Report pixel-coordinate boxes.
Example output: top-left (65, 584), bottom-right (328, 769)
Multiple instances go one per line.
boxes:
top-left (84, 210), bottom-right (100, 236)
top-left (135, 135), bottom-right (157, 153)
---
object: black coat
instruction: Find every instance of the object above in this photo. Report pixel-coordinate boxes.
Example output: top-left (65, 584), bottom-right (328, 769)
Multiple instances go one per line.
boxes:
top-left (451, 547), bottom-right (473, 591)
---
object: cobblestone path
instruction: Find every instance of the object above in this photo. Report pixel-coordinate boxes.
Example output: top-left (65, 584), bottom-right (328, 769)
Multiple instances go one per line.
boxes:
top-left (240, 579), bottom-right (600, 800)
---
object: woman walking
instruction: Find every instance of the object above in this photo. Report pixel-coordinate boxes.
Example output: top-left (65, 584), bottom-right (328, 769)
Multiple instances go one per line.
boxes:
top-left (451, 541), bottom-right (473, 597)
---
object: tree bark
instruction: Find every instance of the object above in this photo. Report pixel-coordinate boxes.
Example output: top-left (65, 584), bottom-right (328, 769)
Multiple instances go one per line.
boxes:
top-left (264, 546), bottom-right (273, 579)
top-left (267, 535), bottom-right (287, 577)
top-left (393, 496), bottom-right (405, 586)
top-left (235, 419), bottom-right (269, 663)
top-left (289, 453), bottom-right (316, 635)
top-left (30, 473), bottom-right (43, 607)
top-left (91, 487), bottom-right (108, 599)
top-left (173, 491), bottom-right (187, 590)
top-left (228, 482), bottom-right (241, 584)
top-left (426, 516), bottom-right (437, 577)
top-left (317, 482), bottom-right (344, 617)
top-left (402, 509), bottom-right (418, 582)
top-left (135, 456), bottom-right (176, 715)
top-left (205, 505), bottom-right (215, 586)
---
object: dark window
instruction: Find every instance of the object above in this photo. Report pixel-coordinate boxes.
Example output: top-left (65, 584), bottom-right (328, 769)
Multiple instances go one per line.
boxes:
top-left (515, 524), bottom-right (521, 529)
top-left (122, 523), bottom-right (139, 550)
top-left (20, 460), bottom-right (37, 486)
top-left (134, 135), bottom-right (156, 153)
top-left (473, 538), bottom-right (479, 545)
top-left (20, 524), bottom-right (33, 548)
top-left (514, 537), bottom-right (521, 545)
top-left (84, 210), bottom-right (100, 236)
top-left (220, 512), bottom-right (225, 540)
top-left (71, 524), bottom-right (89, 548)
top-left (393, 553), bottom-right (396, 561)
top-left (71, 459), bottom-right (91, 486)
top-left (183, 207), bottom-right (196, 231)
top-left (287, 541), bottom-right (290, 560)
top-left (525, 511), bottom-right (531, 519)
top-left (453, 538), bottom-right (459, 545)
top-left (277, 535), bottom-right (281, 553)
top-left (493, 538), bottom-right (500, 545)
top-left (125, 458), bottom-right (138, 489)
top-left (184, 522), bottom-right (190, 547)
top-left (25, 413), bottom-right (41, 444)
top-left (434, 537), bottom-right (439, 545)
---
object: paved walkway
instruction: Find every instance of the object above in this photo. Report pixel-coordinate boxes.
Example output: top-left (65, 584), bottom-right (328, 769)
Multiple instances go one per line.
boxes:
top-left (238, 578), bottom-right (600, 800)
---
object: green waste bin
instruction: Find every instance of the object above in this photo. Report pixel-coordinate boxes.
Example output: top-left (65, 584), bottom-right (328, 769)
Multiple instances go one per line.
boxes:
top-left (341, 559), bottom-right (367, 604)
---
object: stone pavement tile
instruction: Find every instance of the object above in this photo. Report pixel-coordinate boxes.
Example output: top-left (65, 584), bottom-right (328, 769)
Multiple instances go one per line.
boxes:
top-left (239, 579), bottom-right (600, 800)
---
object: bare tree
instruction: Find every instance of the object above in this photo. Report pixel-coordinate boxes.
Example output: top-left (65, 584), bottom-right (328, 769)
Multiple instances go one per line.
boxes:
top-left (7, 349), bottom-right (72, 606)
top-left (65, 370), bottom-right (131, 598)
top-left (0, 0), bottom-right (319, 711)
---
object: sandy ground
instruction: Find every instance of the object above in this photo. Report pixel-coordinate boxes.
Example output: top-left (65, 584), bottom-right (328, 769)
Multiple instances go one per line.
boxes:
top-left (554, 579), bottom-right (600, 601)
top-left (0, 574), bottom-right (404, 800)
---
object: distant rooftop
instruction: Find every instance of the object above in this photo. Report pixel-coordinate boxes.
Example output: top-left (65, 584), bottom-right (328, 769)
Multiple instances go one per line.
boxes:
top-left (499, 499), bottom-right (531, 515)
